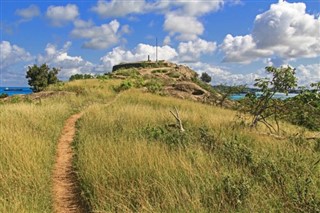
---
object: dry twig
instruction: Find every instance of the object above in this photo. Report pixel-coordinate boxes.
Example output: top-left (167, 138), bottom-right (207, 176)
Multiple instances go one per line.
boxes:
top-left (170, 107), bottom-right (185, 132)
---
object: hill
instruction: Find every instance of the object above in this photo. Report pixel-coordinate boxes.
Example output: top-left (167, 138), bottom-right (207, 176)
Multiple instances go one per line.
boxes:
top-left (0, 72), bottom-right (319, 212)
top-left (110, 60), bottom-right (232, 106)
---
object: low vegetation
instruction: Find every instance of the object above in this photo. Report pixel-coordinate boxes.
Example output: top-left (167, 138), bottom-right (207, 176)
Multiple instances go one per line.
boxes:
top-left (0, 79), bottom-right (118, 212)
top-left (1, 63), bottom-right (319, 212)
top-left (74, 88), bottom-right (319, 212)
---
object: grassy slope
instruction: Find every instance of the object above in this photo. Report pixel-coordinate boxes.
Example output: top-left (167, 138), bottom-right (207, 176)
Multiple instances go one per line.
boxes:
top-left (74, 83), bottom-right (320, 212)
top-left (0, 79), bottom-right (118, 212)
top-left (0, 79), bottom-right (319, 212)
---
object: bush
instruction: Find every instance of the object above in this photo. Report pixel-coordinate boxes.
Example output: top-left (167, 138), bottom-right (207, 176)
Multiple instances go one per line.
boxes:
top-left (69, 74), bottom-right (94, 81)
top-left (145, 80), bottom-right (163, 93)
top-left (200, 72), bottom-right (212, 83)
top-left (0, 93), bottom-right (8, 99)
top-left (167, 72), bottom-right (181, 78)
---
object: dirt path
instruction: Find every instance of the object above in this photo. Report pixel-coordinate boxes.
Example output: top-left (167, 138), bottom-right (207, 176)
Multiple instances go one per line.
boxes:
top-left (52, 112), bottom-right (89, 213)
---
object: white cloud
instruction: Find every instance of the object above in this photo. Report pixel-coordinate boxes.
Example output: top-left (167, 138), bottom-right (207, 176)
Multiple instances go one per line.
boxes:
top-left (0, 41), bottom-right (33, 86)
top-left (178, 38), bottom-right (217, 61)
top-left (221, 1), bottom-right (320, 63)
top-left (152, 0), bottom-right (223, 16)
top-left (296, 63), bottom-right (320, 86)
top-left (100, 43), bottom-right (178, 70)
top-left (91, 0), bottom-right (226, 41)
top-left (46, 4), bottom-right (79, 26)
top-left (91, 0), bottom-right (146, 18)
top-left (160, 0), bottom-right (224, 16)
top-left (189, 62), bottom-right (263, 85)
top-left (71, 19), bottom-right (120, 49)
top-left (164, 13), bottom-right (204, 41)
top-left (15, 5), bottom-right (40, 20)
top-left (163, 36), bottom-right (171, 45)
top-left (37, 42), bottom-right (95, 79)
top-left (0, 41), bottom-right (33, 69)
top-left (221, 34), bottom-right (272, 63)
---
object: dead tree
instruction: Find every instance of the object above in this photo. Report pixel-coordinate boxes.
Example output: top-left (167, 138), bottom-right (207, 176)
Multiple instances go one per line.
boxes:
top-left (170, 107), bottom-right (185, 132)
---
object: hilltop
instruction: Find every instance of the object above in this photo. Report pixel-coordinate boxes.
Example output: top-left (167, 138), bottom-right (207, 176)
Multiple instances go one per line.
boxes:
top-left (110, 60), bottom-right (232, 106)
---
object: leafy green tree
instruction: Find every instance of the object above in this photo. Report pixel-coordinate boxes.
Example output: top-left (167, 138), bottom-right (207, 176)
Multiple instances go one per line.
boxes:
top-left (26, 64), bottom-right (60, 92)
top-left (200, 72), bottom-right (212, 83)
top-left (241, 66), bottom-right (297, 133)
top-left (284, 82), bottom-right (320, 130)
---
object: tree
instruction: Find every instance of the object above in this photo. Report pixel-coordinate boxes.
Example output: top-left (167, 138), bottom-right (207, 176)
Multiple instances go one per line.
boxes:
top-left (284, 82), bottom-right (320, 131)
top-left (200, 72), bottom-right (212, 83)
top-left (240, 66), bottom-right (297, 134)
top-left (26, 64), bottom-right (60, 92)
top-left (69, 73), bottom-right (94, 81)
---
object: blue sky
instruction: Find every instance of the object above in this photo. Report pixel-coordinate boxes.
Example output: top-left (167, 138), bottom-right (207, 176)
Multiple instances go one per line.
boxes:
top-left (1, 0), bottom-right (319, 86)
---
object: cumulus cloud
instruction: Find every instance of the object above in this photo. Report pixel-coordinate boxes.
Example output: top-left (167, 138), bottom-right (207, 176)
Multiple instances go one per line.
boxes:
top-left (221, 34), bottom-right (272, 63)
top-left (91, 0), bottom-right (146, 17)
top-left (221, 1), bottom-right (320, 63)
top-left (99, 43), bottom-right (178, 70)
top-left (71, 19), bottom-right (120, 49)
top-left (164, 13), bottom-right (204, 41)
top-left (0, 41), bottom-right (33, 85)
top-left (37, 42), bottom-right (95, 79)
top-left (296, 63), bottom-right (320, 86)
top-left (189, 62), bottom-right (262, 85)
top-left (91, 0), bottom-right (227, 41)
top-left (155, 0), bottom-right (223, 16)
top-left (0, 41), bottom-right (33, 69)
top-left (46, 4), bottom-right (79, 26)
top-left (178, 38), bottom-right (217, 61)
top-left (15, 5), bottom-right (40, 20)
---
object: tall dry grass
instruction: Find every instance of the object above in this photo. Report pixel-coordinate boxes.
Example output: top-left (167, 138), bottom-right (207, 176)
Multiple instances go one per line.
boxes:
top-left (74, 89), bottom-right (320, 212)
top-left (0, 79), bottom-right (118, 212)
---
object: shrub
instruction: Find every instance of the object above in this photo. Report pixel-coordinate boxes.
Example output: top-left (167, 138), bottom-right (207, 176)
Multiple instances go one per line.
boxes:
top-left (167, 72), bottom-right (181, 78)
top-left (200, 72), bottom-right (212, 83)
top-left (113, 80), bottom-right (134, 92)
top-left (145, 80), bottom-right (163, 93)
top-left (0, 93), bottom-right (8, 99)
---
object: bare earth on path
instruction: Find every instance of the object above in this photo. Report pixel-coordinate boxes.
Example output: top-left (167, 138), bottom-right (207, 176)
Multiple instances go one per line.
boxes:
top-left (52, 112), bottom-right (89, 213)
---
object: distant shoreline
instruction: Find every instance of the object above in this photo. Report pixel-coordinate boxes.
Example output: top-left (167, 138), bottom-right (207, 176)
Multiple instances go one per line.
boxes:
top-left (0, 87), bottom-right (32, 96)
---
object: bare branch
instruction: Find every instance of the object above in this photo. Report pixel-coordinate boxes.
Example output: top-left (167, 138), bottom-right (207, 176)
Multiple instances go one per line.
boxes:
top-left (170, 107), bottom-right (185, 132)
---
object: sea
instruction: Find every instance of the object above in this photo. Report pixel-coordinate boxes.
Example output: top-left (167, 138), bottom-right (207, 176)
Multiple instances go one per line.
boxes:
top-left (0, 87), bottom-right (33, 96)
top-left (229, 92), bottom-right (298, 100)
top-left (0, 86), bottom-right (298, 100)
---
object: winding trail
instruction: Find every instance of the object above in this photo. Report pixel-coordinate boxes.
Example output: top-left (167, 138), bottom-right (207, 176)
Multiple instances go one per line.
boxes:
top-left (52, 94), bottom-right (121, 213)
top-left (52, 112), bottom-right (89, 213)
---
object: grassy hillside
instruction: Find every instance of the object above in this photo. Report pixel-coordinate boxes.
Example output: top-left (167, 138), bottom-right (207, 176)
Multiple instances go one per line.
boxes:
top-left (0, 79), bottom-right (118, 212)
top-left (1, 79), bottom-right (319, 212)
top-left (74, 81), bottom-right (319, 212)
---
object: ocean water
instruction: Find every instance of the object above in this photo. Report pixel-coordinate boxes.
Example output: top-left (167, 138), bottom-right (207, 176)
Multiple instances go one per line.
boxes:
top-left (0, 87), bottom-right (33, 96)
top-left (229, 92), bottom-right (298, 100)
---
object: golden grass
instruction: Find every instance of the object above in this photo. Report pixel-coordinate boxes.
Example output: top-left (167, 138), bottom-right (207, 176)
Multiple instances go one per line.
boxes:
top-left (74, 88), bottom-right (320, 212)
top-left (0, 102), bottom-right (71, 212)
top-left (0, 79), bottom-right (118, 212)
top-left (1, 79), bottom-right (319, 212)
